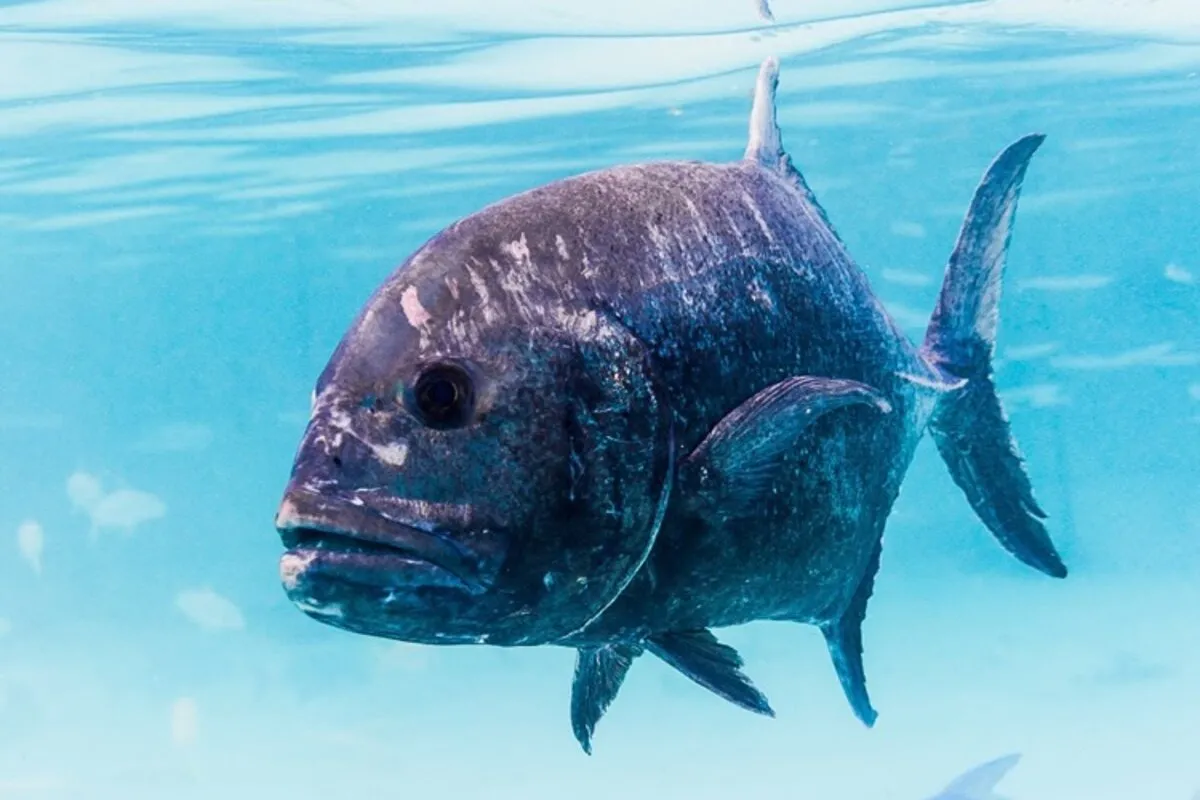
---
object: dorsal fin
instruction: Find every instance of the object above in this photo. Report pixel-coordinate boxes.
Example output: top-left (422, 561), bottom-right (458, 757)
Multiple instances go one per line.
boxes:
top-left (744, 56), bottom-right (787, 169)
top-left (743, 56), bottom-right (844, 242)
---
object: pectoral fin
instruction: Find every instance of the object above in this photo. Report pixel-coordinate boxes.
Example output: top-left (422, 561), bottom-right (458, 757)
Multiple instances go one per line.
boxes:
top-left (570, 643), bottom-right (643, 755)
top-left (681, 375), bottom-right (891, 517)
top-left (647, 629), bottom-right (774, 717)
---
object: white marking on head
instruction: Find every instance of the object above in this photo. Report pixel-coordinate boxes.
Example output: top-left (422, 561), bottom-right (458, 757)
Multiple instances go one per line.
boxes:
top-left (295, 597), bottom-right (344, 619)
top-left (279, 550), bottom-right (317, 591)
top-left (400, 285), bottom-right (432, 328)
top-left (493, 251), bottom-right (542, 324)
top-left (501, 233), bottom-right (532, 268)
top-left (321, 405), bottom-right (413, 470)
top-left (322, 406), bottom-right (360, 452)
top-left (372, 441), bottom-right (409, 468)
top-left (555, 234), bottom-right (570, 260)
top-left (465, 264), bottom-right (491, 302)
top-left (464, 264), bottom-right (501, 325)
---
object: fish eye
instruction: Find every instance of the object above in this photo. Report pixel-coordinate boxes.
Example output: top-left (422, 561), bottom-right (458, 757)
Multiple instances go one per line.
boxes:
top-left (407, 362), bottom-right (475, 430)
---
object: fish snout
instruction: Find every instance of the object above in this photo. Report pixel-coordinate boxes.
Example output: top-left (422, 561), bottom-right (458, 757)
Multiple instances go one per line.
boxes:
top-left (295, 410), bottom-right (396, 486)
top-left (274, 488), bottom-right (507, 596)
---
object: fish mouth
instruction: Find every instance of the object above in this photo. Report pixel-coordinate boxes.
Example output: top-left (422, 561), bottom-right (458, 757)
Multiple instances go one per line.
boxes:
top-left (276, 491), bottom-right (499, 597)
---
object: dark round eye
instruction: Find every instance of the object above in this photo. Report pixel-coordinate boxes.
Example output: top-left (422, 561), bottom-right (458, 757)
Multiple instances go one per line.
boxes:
top-left (409, 363), bottom-right (475, 430)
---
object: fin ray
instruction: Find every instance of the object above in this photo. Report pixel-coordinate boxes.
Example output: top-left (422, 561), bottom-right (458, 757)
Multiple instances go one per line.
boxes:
top-left (681, 375), bottom-right (891, 518)
top-left (570, 643), bottom-right (643, 755)
top-left (743, 56), bottom-right (843, 238)
top-left (921, 134), bottom-right (1067, 579)
top-left (820, 538), bottom-right (881, 727)
top-left (647, 629), bottom-right (774, 717)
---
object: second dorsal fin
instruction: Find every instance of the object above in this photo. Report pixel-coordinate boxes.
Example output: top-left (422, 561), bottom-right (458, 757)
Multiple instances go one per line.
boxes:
top-left (743, 56), bottom-right (842, 241)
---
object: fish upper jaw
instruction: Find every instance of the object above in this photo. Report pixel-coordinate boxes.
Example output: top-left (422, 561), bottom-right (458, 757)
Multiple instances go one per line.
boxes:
top-left (275, 488), bottom-right (506, 597)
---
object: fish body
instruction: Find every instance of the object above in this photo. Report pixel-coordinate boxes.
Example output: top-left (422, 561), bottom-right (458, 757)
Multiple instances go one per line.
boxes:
top-left (275, 57), bottom-right (1067, 753)
top-left (529, 156), bottom-right (923, 641)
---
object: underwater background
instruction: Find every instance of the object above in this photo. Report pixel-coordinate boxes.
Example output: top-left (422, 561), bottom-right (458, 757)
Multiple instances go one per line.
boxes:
top-left (1, 1), bottom-right (1198, 798)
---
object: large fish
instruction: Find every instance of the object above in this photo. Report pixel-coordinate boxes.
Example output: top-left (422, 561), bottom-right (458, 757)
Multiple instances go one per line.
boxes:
top-left (275, 56), bottom-right (1067, 753)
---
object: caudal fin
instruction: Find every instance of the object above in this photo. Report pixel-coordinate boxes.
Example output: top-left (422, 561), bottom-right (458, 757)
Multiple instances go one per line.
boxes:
top-left (921, 134), bottom-right (1067, 580)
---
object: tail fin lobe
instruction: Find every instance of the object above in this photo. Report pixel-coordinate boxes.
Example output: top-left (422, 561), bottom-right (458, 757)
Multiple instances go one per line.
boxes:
top-left (922, 134), bottom-right (1067, 579)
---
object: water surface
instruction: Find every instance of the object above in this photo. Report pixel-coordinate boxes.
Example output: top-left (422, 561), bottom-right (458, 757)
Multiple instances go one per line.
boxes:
top-left (1, 2), bottom-right (1198, 798)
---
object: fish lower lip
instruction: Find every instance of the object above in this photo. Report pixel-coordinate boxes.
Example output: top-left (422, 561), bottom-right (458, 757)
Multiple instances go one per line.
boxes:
top-left (283, 544), bottom-right (476, 593)
top-left (281, 527), bottom-right (488, 594)
top-left (281, 526), bottom-right (403, 556)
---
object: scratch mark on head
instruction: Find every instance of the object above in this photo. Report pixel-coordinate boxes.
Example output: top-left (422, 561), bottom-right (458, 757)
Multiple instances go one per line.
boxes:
top-left (741, 190), bottom-right (775, 243)
top-left (295, 597), bottom-right (345, 619)
top-left (401, 286), bottom-right (432, 328)
top-left (749, 278), bottom-right (775, 312)
top-left (501, 233), bottom-right (533, 268)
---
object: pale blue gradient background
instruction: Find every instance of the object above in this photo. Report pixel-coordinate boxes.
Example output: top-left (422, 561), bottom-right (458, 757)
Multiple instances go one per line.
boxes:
top-left (1, 1), bottom-right (1198, 798)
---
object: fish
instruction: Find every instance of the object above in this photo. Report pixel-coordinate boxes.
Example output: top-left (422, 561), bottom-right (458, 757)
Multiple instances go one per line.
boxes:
top-left (274, 55), bottom-right (1067, 754)
top-left (928, 753), bottom-right (1022, 800)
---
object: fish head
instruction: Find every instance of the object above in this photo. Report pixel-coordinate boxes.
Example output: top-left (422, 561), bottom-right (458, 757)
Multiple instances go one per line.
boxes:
top-left (275, 238), bottom-right (673, 647)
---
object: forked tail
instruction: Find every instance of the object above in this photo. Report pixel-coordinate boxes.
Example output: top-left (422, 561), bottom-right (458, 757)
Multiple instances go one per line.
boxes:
top-left (921, 134), bottom-right (1067, 579)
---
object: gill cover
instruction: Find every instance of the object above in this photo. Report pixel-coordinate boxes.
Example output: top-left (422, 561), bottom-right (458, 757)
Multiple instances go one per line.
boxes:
top-left (537, 309), bottom-right (673, 641)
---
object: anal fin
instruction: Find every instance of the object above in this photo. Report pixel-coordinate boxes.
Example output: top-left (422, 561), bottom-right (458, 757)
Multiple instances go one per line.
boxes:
top-left (647, 629), bottom-right (774, 717)
top-left (819, 538), bottom-right (882, 727)
top-left (571, 643), bottom-right (643, 755)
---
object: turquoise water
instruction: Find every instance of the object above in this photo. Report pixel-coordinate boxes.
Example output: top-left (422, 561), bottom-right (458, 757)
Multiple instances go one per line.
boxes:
top-left (2, 2), bottom-right (1198, 798)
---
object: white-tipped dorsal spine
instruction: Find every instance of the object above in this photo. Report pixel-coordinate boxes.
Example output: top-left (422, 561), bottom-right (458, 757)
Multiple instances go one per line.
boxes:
top-left (745, 56), bottom-right (784, 168)
top-left (742, 56), bottom-right (847, 246)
